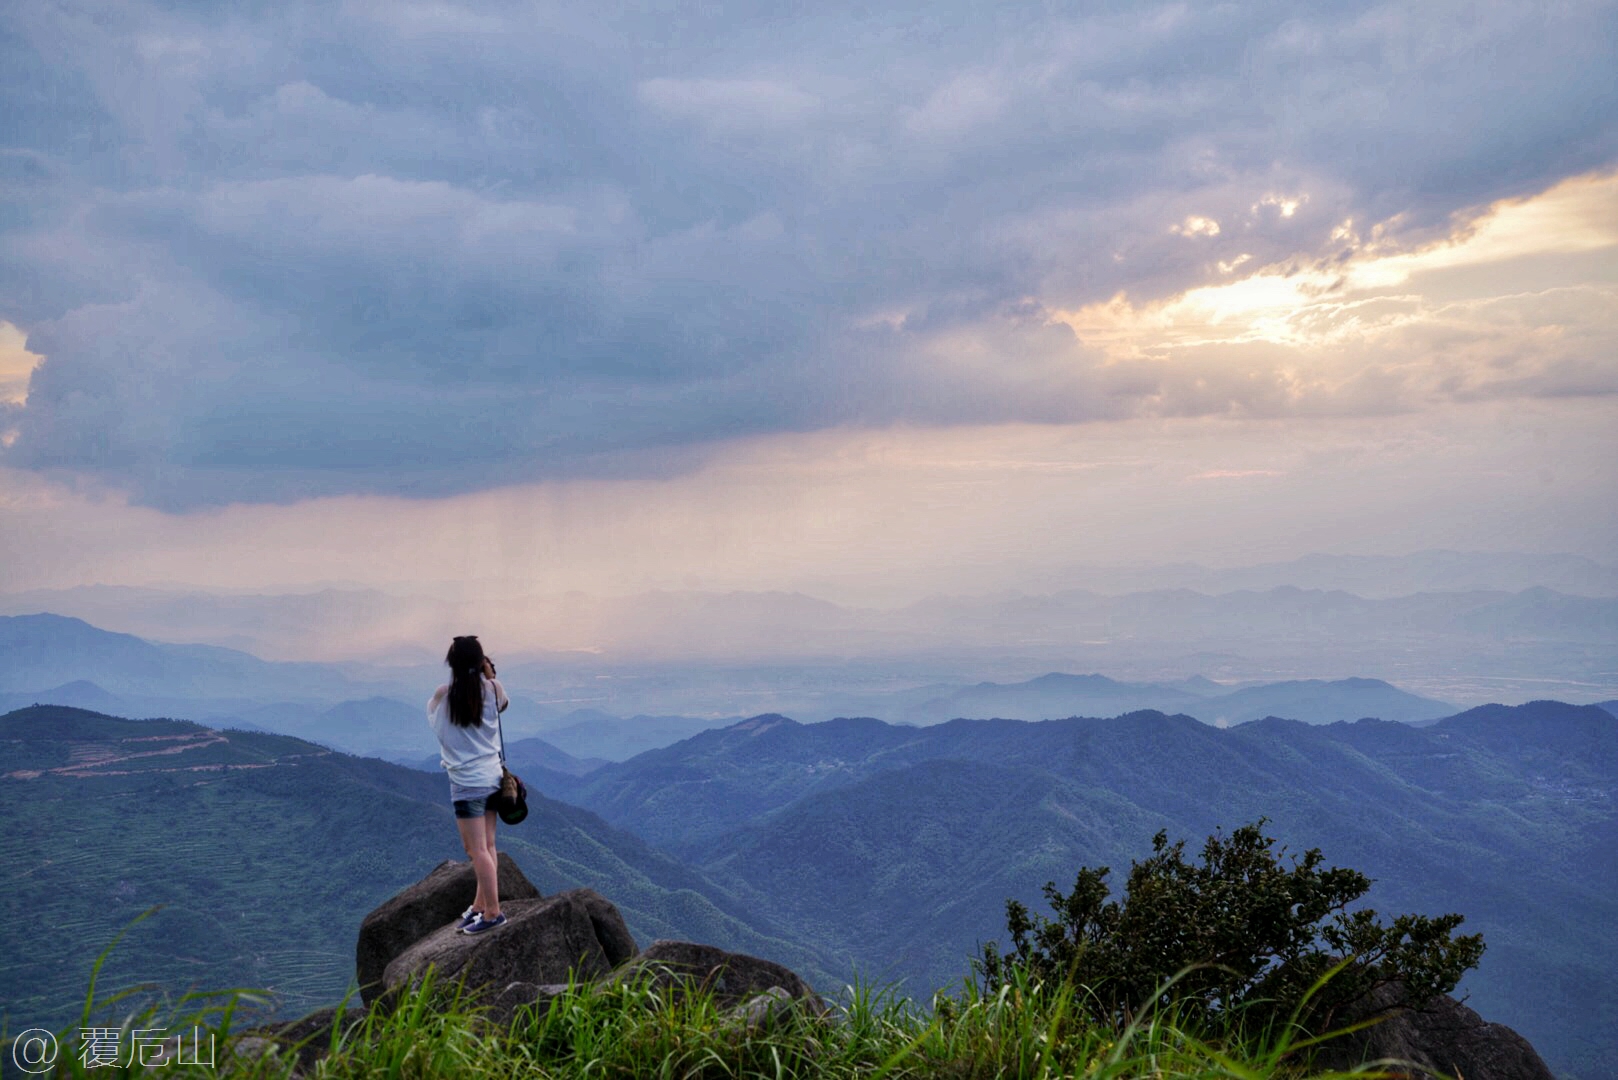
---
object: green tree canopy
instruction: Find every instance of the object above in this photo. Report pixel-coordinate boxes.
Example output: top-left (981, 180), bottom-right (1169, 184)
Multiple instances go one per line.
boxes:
top-left (978, 820), bottom-right (1485, 1036)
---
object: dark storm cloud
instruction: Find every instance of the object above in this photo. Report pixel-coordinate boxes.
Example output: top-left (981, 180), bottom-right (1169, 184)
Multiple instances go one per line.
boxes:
top-left (2, 0), bottom-right (1614, 508)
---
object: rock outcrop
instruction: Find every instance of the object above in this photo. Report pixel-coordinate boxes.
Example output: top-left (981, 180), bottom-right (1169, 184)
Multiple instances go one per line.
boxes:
top-left (229, 1004), bottom-right (364, 1076)
top-left (272, 857), bottom-right (1551, 1080)
top-left (610, 940), bottom-right (824, 1013)
top-left (381, 889), bottom-right (634, 1003)
top-left (571, 887), bottom-right (639, 967)
top-left (485, 981), bottom-right (572, 1026)
top-left (1315, 984), bottom-right (1556, 1080)
top-left (354, 854), bottom-right (542, 1004)
top-left (348, 859), bottom-right (821, 1034)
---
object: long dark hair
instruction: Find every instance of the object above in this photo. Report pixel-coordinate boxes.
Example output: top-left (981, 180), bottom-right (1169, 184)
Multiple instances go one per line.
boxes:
top-left (444, 636), bottom-right (487, 728)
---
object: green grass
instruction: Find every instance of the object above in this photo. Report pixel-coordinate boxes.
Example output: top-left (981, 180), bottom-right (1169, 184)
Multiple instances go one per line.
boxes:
top-left (15, 939), bottom-right (1406, 1080)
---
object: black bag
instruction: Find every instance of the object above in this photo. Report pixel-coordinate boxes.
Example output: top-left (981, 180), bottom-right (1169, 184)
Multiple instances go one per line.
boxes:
top-left (494, 693), bottom-right (528, 825)
top-left (496, 765), bottom-right (528, 825)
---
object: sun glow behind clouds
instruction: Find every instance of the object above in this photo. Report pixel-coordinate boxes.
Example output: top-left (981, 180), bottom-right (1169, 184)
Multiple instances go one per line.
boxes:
top-left (1060, 172), bottom-right (1618, 362)
top-left (0, 322), bottom-right (43, 449)
top-left (0, 322), bottom-right (41, 406)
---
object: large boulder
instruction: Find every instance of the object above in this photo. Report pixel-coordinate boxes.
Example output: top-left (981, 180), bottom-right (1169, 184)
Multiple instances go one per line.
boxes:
top-left (572, 887), bottom-right (639, 967)
top-left (1315, 985), bottom-right (1555, 1080)
top-left (355, 855), bottom-right (542, 1004)
top-left (381, 890), bottom-right (638, 1006)
top-left (610, 940), bottom-right (824, 1013)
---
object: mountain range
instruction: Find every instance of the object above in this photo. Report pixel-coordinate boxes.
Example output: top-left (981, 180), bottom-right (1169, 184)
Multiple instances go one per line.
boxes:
top-left (2, 615), bottom-right (1487, 765)
top-left (0, 613), bottom-right (378, 706)
top-left (412, 733), bottom-right (608, 778)
top-left (4, 567), bottom-right (1615, 1078)
top-left (902, 672), bottom-right (1453, 726)
top-left (4, 560), bottom-right (1616, 713)
top-left (3, 691), bottom-right (1613, 1077)
top-left (524, 701), bottom-right (1617, 1079)
top-left (0, 705), bottom-right (833, 1038)
top-left (5, 551), bottom-right (1614, 663)
top-left (1037, 550), bottom-right (1618, 599)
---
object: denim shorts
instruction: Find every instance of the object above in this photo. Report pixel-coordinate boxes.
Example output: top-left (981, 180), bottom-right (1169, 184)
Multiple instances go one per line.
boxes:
top-left (451, 783), bottom-right (500, 819)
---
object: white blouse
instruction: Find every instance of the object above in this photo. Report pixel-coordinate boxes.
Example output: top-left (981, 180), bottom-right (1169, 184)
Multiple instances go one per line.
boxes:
top-left (426, 676), bottom-right (509, 789)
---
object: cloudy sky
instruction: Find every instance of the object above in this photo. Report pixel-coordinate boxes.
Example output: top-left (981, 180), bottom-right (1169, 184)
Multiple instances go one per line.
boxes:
top-left (1, 0), bottom-right (1615, 648)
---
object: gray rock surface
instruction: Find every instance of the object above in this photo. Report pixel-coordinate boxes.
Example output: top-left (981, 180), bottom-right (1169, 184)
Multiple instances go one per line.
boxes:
top-left (231, 1004), bottom-right (364, 1077)
top-left (721, 987), bottom-right (800, 1034)
top-left (572, 886), bottom-right (639, 967)
top-left (381, 890), bottom-right (631, 1003)
top-left (486, 981), bottom-right (572, 1025)
top-left (611, 940), bottom-right (825, 1013)
top-left (338, 858), bottom-right (827, 1046)
top-left (355, 855), bottom-right (542, 1004)
top-left (1315, 987), bottom-right (1555, 1080)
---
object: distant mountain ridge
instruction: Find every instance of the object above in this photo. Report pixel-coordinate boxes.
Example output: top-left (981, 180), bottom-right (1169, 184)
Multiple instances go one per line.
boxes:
top-left (895, 584), bottom-right (1618, 650)
top-left (0, 613), bottom-right (372, 703)
top-left (1053, 550), bottom-right (1618, 598)
top-left (5, 552), bottom-right (1613, 662)
top-left (538, 709), bottom-right (731, 760)
top-left (408, 734), bottom-right (608, 778)
top-left (909, 673), bottom-right (1202, 724)
top-left (1187, 676), bottom-right (1453, 727)
top-left (524, 701), bottom-right (1616, 1078)
top-left (5, 561), bottom-right (1616, 690)
top-left (906, 672), bottom-right (1452, 725)
top-left (4, 615), bottom-right (1499, 763)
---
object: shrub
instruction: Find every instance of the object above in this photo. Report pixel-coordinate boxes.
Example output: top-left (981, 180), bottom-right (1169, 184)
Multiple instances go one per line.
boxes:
top-left (977, 820), bottom-right (1485, 1037)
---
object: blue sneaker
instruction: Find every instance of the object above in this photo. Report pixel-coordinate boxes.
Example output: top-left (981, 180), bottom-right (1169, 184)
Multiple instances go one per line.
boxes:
top-left (461, 912), bottom-right (507, 935)
top-left (456, 907), bottom-right (482, 931)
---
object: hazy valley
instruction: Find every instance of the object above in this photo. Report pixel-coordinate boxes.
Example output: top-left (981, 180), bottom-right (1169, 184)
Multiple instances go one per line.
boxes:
top-left (2, 687), bottom-right (1615, 1075)
top-left (5, 550), bottom-right (1616, 717)
top-left (3, 557), bottom-right (1617, 1078)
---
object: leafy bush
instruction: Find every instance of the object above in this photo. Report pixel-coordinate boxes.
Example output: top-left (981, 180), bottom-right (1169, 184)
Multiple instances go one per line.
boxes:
top-left (977, 820), bottom-right (1485, 1036)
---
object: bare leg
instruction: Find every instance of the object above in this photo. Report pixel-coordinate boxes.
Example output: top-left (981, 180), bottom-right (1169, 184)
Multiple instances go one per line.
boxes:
top-left (456, 814), bottom-right (501, 918)
top-left (482, 810), bottom-right (500, 916)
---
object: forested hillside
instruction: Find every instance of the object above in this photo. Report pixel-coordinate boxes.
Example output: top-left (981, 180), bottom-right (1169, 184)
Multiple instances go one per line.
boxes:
top-left (530, 703), bottom-right (1617, 1078)
top-left (0, 706), bottom-right (832, 1036)
top-left (5, 700), bottom-right (1612, 1077)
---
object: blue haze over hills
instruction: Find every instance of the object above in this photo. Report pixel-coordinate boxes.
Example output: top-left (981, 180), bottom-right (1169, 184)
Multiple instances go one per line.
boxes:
top-left (3, 552), bottom-right (1615, 720)
top-left (532, 702), bottom-right (1618, 1079)
top-left (3, 550), bottom-right (1617, 1076)
top-left (0, 614), bottom-right (1476, 760)
top-left (2, 697), bottom-right (1613, 1078)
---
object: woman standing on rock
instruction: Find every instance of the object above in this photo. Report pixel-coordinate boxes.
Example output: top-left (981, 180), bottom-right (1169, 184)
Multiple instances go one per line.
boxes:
top-left (427, 635), bottom-right (509, 934)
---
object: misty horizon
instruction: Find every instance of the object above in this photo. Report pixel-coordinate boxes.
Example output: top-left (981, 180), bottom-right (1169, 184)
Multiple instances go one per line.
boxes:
top-left (5, 543), bottom-right (1616, 713)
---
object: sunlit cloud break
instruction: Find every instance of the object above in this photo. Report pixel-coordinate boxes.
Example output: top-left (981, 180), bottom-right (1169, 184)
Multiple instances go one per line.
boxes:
top-left (0, 0), bottom-right (1614, 623)
top-left (1054, 172), bottom-right (1618, 413)
top-left (0, 323), bottom-right (41, 406)
top-left (0, 322), bottom-right (44, 449)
